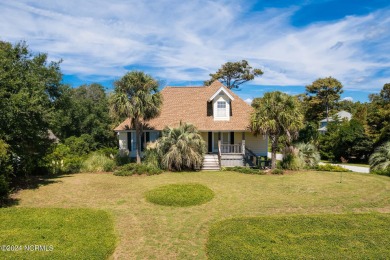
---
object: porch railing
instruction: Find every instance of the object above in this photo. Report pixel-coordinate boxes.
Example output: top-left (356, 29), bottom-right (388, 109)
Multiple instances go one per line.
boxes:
top-left (220, 144), bottom-right (242, 154)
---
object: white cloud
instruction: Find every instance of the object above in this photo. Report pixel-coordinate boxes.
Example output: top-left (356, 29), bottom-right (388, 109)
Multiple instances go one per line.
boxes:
top-left (0, 1), bottom-right (389, 91)
top-left (342, 97), bottom-right (354, 102)
top-left (244, 98), bottom-right (253, 104)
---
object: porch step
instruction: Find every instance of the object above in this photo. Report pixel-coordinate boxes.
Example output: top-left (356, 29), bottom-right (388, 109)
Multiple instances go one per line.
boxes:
top-left (201, 154), bottom-right (220, 171)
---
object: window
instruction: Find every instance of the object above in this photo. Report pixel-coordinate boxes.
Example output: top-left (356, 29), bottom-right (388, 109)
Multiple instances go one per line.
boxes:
top-left (217, 101), bottom-right (226, 117)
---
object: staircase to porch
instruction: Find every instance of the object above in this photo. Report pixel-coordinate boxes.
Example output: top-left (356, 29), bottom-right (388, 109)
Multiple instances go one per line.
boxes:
top-left (201, 154), bottom-right (220, 171)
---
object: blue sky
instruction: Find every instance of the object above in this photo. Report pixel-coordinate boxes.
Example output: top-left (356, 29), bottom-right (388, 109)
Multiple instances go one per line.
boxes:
top-left (1, 0), bottom-right (390, 103)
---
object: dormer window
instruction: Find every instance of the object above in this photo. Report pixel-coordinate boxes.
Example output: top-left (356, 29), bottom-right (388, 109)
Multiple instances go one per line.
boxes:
top-left (217, 101), bottom-right (227, 117)
top-left (209, 86), bottom-right (234, 121)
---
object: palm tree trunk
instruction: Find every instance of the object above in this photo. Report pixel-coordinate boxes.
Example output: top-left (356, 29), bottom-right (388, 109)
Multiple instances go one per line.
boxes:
top-left (135, 120), bottom-right (141, 164)
top-left (271, 135), bottom-right (278, 169)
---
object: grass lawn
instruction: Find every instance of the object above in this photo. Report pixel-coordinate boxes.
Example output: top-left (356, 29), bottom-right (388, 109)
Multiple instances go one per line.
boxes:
top-left (145, 183), bottom-right (215, 206)
top-left (0, 208), bottom-right (116, 260)
top-left (207, 214), bottom-right (390, 259)
top-left (8, 171), bottom-right (390, 259)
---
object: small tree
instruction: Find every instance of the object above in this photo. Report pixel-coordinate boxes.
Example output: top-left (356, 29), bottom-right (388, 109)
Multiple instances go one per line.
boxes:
top-left (205, 60), bottom-right (263, 89)
top-left (250, 91), bottom-right (304, 169)
top-left (369, 141), bottom-right (390, 171)
top-left (157, 123), bottom-right (206, 171)
top-left (109, 71), bottom-right (162, 164)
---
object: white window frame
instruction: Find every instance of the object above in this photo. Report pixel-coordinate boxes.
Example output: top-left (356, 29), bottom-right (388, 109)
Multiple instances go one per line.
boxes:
top-left (216, 101), bottom-right (227, 117)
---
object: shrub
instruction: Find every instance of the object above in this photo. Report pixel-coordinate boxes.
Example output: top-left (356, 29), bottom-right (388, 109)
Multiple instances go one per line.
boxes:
top-left (316, 164), bottom-right (350, 172)
top-left (0, 175), bottom-right (10, 202)
top-left (222, 166), bottom-right (265, 175)
top-left (281, 146), bottom-right (304, 170)
top-left (371, 169), bottom-right (390, 177)
top-left (113, 163), bottom-right (162, 176)
top-left (96, 147), bottom-right (117, 159)
top-left (145, 183), bottom-right (214, 207)
top-left (143, 143), bottom-right (160, 168)
top-left (115, 149), bottom-right (133, 166)
top-left (158, 123), bottom-right (206, 171)
top-left (281, 143), bottom-right (320, 170)
top-left (64, 134), bottom-right (96, 156)
top-left (271, 168), bottom-right (284, 175)
top-left (82, 153), bottom-right (116, 173)
top-left (296, 142), bottom-right (320, 168)
top-left (369, 141), bottom-right (390, 171)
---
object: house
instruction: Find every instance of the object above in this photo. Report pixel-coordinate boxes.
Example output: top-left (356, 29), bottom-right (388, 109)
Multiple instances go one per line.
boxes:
top-left (114, 81), bottom-right (268, 169)
top-left (318, 110), bottom-right (352, 134)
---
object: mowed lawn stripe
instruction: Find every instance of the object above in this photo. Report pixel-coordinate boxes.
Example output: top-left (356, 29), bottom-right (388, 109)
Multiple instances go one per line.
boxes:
top-left (207, 213), bottom-right (390, 259)
top-left (0, 208), bottom-right (116, 260)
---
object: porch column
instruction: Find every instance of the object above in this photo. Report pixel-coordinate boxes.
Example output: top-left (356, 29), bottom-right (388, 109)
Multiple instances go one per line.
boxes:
top-left (241, 132), bottom-right (246, 154)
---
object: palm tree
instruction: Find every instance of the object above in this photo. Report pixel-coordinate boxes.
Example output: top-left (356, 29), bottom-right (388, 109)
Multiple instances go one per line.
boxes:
top-left (109, 71), bottom-right (162, 164)
top-left (158, 122), bottom-right (206, 171)
top-left (296, 142), bottom-right (320, 168)
top-left (369, 141), bottom-right (390, 171)
top-left (250, 91), bottom-right (304, 169)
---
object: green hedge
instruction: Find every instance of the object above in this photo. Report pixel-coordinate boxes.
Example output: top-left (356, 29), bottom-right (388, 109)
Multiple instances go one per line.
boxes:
top-left (222, 166), bottom-right (265, 175)
top-left (316, 164), bottom-right (351, 172)
top-left (114, 163), bottom-right (162, 176)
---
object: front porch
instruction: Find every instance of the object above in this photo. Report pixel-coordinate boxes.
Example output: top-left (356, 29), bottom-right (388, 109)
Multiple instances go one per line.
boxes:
top-left (200, 131), bottom-right (268, 169)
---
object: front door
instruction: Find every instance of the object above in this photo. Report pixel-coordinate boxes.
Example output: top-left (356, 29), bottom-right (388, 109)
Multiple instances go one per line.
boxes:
top-left (212, 132), bottom-right (230, 152)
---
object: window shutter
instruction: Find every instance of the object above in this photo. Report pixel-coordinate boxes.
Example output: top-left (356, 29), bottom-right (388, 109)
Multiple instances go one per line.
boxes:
top-left (230, 132), bottom-right (234, 144)
top-left (208, 132), bottom-right (212, 153)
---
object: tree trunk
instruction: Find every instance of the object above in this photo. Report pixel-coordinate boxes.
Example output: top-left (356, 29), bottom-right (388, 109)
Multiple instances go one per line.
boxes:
top-left (270, 135), bottom-right (278, 169)
top-left (135, 121), bottom-right (142, 164)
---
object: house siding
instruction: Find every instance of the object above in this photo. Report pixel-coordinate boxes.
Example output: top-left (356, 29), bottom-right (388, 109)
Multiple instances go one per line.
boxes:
top-left (245, 133), bottom-right (268, 156)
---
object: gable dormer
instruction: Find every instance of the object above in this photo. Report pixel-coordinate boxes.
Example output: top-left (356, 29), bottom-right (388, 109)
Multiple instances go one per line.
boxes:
top-left (208, 86), bottom-right (234, 121)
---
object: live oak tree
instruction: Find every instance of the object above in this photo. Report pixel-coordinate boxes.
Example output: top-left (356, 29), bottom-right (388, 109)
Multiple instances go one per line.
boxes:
top-left (52, 83), bottom-right (115, 147)
top-left (250, 91), bottom-right (304, 169)
top-left (0, 40), bottom-right (62, 175)
top-left (205, 60), bottom-right (263, 89)
top-left (109, 71), bottom-right (162, 164)
top-left (305, 77), bottom-right (343, 122)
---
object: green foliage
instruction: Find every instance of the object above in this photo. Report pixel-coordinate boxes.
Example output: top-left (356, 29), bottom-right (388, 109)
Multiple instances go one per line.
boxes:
top-left (367, 83), bottom-right (390, 145)
top-left (115, 151), bottom-right (133, 166)
top-left (96, 147), bottom-right (117, 158)
top-left (45, 135), bottom-right (98, 174)
top-left (113, 163), bottom-right (162, 176)
top-left (0, 40), bottom-right (62, 176)
top-left (64, 134), bottom-right (96, 156)
top-left (109, 71), bottom-right (162, 164)
top-left (296, 142), bottom-right (320, 168)
top-left (145, 183), bottom-right (214, 207)
top-left (82, 153), bottom-right (116, 173)
top-left (222, 166), bottom-right (265, 175)
top-left (0, 208), bottom-right (116, 259)
top-left (304, 76), bottom-right (343, 122)
top-left (320, 119), bottom-right (373, 162)
top-left (281, 153), bottom-right (304, 170)
top-left (206, 214), bottom-right (390, 259)
top-left (250, 91), bottom-right (304, 169)
top-left (371, 169), bottom-right (390, 177)
top-left (52, 84), bottom-right (116, 147)
top-left (297, 121), bottom-right (320, 145)
top-left (204, 60), bottom-right (263, 89)
top-left (369, 141), bottom-right (390, 171)
top-left (143, 144), bottom-right (161, 168)
top-left (157, 123), bottom-right (206, 171)
top-left (316, 164), bottom-right (350, 172)
top-left (271, 168), bottom-right (284, 174)
top-left (0, 140), bottom-right (12, 175)
top-left (0, 175), bottom-right (9, 202)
